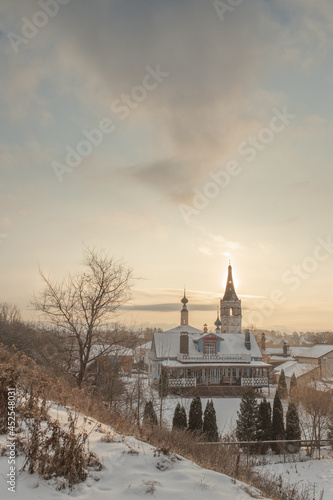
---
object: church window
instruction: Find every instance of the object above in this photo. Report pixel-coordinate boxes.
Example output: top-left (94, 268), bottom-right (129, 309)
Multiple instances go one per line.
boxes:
top-left (204, 343), bottom-right (215, 355)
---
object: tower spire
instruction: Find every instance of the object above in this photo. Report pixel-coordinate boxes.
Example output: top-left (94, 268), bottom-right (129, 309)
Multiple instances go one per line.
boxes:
top-left (222, 262), bottom-right (238, 301)
top-left (220, 262), bottom-right (242, 334)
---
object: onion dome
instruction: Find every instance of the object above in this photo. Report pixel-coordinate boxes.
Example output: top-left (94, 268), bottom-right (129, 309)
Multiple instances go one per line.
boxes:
top-left (214, 316), bottom-right (222, 328)
top-left (181, 290), bottom-right (188, 306)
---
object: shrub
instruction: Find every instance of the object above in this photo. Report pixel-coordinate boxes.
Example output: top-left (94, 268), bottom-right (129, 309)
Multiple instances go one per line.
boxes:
top-left (256, 398), bottom-right (272, 454)
top-left (236, 388), bottom-right (258, 452)
top-left (188, 395), bottom-right (203, 434)
top-left (21, 412), bottom-right (102, 490)
top-left (271, 391), bottom-right (285, 453)
top-left (143, 401), bottom-right (158, 427)
top-left (172, 402), bottom-right (187, 430)
top-left (203, 400), bottom-right (218, 442)
top-left (277, 370), bottom-right (288, 399)
top-left (285, 402), bottom-right (301, 452)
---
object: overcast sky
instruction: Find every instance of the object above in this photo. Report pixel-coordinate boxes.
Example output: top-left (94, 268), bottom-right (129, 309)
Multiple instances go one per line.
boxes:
top-left (0, 0), bottom-right (332, 332)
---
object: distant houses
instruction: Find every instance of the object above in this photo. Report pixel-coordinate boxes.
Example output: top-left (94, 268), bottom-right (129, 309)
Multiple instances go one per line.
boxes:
top-left (261, 336), bottom-right (333, 386)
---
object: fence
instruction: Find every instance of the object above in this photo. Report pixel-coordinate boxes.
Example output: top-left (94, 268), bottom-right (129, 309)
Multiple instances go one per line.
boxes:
top-left (195, 439), bottom-right (332, 463)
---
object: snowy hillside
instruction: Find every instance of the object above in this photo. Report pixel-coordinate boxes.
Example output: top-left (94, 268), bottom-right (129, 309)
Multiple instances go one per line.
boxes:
top-left (1, 404), bottom-right (267, 500)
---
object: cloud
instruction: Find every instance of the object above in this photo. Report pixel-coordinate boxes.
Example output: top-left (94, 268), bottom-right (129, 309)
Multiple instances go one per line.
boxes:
top-left (123, 302), bottom-right (217, 313)
top-left (2, 0), bottom-right (333, 200)
top-left (0, 1), bottom-right (300, 197)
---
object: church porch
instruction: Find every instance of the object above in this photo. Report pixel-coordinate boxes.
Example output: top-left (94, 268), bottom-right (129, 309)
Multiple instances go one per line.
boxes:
top-left (165, 364), bottom-right (269, 390)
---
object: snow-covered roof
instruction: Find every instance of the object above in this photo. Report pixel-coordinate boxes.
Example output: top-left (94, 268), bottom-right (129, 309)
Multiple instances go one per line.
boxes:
top-left (135, 341), bottom-right (152, 350)
top-left (288, 346), bottom-right (308, 357)
top-left (111, 345), bottom-right (135, 356)
top-left (89, 344), bottom-right (134, 359)
top-left (273, 361), bottom-right (318, 379)
top-left (163, 324), bottom-right (203, 335)
top-left (152, 331), bottom-right (262, 360)
top-left (266, 345), bottom-right (333, 359)
top-left (269, 355), bottom-right (294, 361)
top-left (265, 347), bottom-right (285, 355)
top-left (293, 345), bottom-right (333, 359)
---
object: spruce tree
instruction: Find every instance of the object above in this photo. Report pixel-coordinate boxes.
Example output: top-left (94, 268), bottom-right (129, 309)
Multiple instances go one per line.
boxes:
top-left (203, 400), bottom-right (219, 442)
top-left (236, 388), bottom-right (258, 452)
top-left (142, 400), bottom-right (157, 426)
top-left (256, 398), bottom-right (272, 454)
top-left (289, 373), bottom-right (298, 403)
top-left (277, 369), bottom-right (288, 399)
top-left (158, 366), bottom-right (169, 398)
top-left (271, 390), bottom-right (285, 453)
top-left (172, 402), bottom-right (187, 430)
top-left (188, 395), bottom-right (203, 433)
top-left (286, 402), bottom-right (301, 451)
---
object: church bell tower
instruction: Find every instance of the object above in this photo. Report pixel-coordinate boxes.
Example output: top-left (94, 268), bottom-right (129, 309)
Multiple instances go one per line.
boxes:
top-left (220, 263), bottom-right (242, 334)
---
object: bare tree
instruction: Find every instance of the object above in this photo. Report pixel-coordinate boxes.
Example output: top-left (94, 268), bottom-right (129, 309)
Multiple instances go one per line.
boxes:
top-left (298, 376), bottom-right (331, 456)
top-left (0, 303), bottom-right (21, 323)
top-left (32, 247), bottom-right (133, 387)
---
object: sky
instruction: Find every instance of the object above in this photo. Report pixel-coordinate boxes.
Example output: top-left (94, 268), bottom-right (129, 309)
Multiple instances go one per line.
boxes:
top-left (0, 0), bottom-right (332, 332)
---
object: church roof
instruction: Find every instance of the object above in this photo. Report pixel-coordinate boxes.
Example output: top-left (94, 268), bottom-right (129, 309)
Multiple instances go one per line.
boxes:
top-left (222, 264), bottom-right (239, 301)
top-left (152, 332), bottom-right (262, 359)
top-left (163, 324), bottom-right (203, 335)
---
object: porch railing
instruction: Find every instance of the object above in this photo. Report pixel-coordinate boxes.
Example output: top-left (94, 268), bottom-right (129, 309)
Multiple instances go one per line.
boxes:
top-left (168, 378), bottom-right (197, 388)
top-left (177, 353), bottom-right (251, 363)
top-left (241, 377), bottom-right (268, 386)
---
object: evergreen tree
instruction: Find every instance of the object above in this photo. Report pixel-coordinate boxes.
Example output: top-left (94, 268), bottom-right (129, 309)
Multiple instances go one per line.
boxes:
top-left (286, 402), bottom-right (301, 451)
top-left (289, 373), bottom-right (298, 403)
top-left (188, 395), bottom-right (203, 433)
top-left (277, 369), bottom-right (288, 399)
top-left (158, 366), bottom-right (169, 398)
top-left (236, 388), bottom-right (258, 452)
top-left (142, 400), bottom-right (157, 426)
top-left (256, 398), bottom-right (272, 454)
top-left (203, 400), bottom-right (219, 442)
top-left (271, 390), bottom-right (285, 453)
top-left (172, 402), bottom-right (187, 430)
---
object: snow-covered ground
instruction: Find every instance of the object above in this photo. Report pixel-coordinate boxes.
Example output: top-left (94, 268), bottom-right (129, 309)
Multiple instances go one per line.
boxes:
top-left (162, 396), bottom-right (241, 435)
top-left (254, 454), bottom-right (333, 500)
top-left (2, 394), bottom-right (332, 499)
top-left (0, 404), bottom-right (268, 500)
top-left (161, 394), bottom-right (274, 436)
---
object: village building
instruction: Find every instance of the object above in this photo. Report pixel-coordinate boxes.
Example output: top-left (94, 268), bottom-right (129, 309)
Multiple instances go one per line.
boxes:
top-left (134, 340), bottom-right (152, 368)
top-left (264, 342), bottom-right (333, 384)
top-left (148, 264), bottom-right (271, 396)
top-left (290, 345), bottom-right (333, 378)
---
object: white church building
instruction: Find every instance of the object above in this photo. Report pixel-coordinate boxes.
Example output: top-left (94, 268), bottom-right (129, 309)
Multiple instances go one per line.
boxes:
top-left (148, 264), bottom-right (271, 396)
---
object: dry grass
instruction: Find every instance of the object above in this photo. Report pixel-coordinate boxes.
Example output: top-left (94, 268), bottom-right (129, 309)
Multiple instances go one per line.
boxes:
top-left (0, 345), bottom-right (324, 498)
